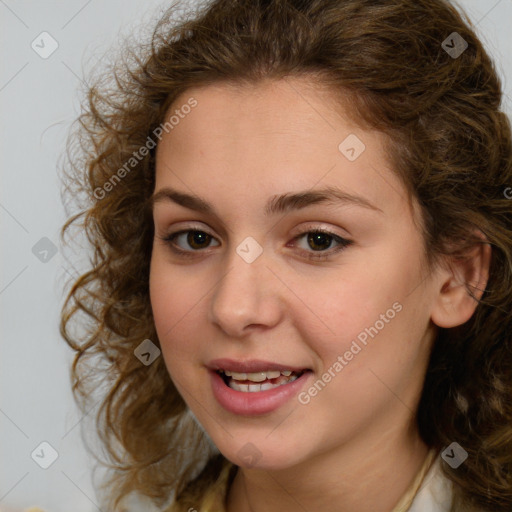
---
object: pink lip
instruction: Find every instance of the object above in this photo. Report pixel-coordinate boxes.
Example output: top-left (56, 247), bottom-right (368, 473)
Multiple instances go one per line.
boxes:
top-left (207, 358), bottom-right (310, 373)
top-left (208, 368), bottom-right (313, 416)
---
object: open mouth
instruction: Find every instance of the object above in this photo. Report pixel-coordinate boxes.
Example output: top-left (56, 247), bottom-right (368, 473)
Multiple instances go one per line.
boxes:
top-left (217, 369), bottom-right (308, 392)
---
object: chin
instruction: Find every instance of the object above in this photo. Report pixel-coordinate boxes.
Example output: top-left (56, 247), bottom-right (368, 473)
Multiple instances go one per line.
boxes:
top-left (213, 436), bottom-right (309, 471)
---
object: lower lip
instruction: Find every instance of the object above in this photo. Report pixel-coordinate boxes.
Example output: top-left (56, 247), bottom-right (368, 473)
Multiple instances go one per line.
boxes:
top-left (209, 370), bottom-right (312, 416)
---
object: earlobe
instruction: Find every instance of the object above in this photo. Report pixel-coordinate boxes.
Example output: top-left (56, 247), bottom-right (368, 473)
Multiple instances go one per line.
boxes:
top-left (430, 234), bottom-right (492, 329)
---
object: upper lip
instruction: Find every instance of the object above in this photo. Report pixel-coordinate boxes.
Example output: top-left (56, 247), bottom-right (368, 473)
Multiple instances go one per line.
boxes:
top-left (207, 358), bottom-right (310, 373)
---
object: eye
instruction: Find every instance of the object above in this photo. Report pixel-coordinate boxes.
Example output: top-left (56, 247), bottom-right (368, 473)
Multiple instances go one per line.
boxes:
top-left (157, 227), bottom-right (353, 261)
top-left (158, 228), bottom-right (219, 256)
top-left (290, 229), bottom-right (353, 261)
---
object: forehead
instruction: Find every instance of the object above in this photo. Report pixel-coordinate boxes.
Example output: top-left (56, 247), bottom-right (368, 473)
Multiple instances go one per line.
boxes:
top-left (154, 78), bottom-right (416, 223)
top-left (163, 77), bottom-right (361, 142)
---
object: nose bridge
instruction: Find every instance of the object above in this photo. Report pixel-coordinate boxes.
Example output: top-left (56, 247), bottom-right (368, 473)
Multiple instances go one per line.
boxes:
top-left (208, 239), bottom-right (283, 336)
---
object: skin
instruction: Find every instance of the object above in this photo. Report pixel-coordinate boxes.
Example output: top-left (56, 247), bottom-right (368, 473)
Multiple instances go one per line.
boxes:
top-left (149, 77), bottom-right (491, 512)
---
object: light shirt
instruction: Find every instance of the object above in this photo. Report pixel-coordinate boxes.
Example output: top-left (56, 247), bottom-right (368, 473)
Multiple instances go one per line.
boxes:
top-left (14, 449), bottom-right (454, 512)
top-left (194, 448), bottom-right (453, 512)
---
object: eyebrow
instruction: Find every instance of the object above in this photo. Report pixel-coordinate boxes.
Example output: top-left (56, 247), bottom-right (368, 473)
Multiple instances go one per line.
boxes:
top-left (149, 185), bottom-right (383, 216)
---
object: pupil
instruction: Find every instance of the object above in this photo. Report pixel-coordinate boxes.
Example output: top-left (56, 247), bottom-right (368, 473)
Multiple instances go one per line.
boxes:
top-left (308, 232), bottom-right (331, 251)
top-left (188, 231), bottom-right (209, 249)
top-left (186, 232), bottom-right (332, 251)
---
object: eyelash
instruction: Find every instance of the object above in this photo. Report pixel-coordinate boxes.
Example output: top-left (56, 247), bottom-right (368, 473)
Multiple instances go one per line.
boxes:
top-left (157, 227), bottom-right (353, 261)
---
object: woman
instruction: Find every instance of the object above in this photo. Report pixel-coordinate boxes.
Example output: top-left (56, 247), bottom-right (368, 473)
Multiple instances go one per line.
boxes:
top-left (60, 0), bottom-right (512, 511)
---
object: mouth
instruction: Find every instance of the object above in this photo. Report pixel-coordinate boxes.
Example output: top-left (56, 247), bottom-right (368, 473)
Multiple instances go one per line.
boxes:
top-left (217, 369), bottom-right (308, 393)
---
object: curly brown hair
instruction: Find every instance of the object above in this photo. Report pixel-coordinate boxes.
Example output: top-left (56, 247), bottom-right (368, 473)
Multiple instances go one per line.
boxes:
top-left (59, 0), bottom-right (512, 510)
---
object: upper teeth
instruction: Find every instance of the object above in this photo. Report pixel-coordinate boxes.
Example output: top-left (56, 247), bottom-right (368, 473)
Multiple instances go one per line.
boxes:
top-left (223, 370), bottom-right (293, 382)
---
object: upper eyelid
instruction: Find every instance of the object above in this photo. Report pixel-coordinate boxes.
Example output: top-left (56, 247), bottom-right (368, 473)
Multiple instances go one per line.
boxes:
top-left (161, 228), bottom-right (351, 264)
top-left (154, 218), bottom-right (231, 239)
top-left (160, 223), bottom-right (348, 240)
top-left (157, 217), bottom-right (350, 234)
top-left (162, 225), bottom-right (350, 249)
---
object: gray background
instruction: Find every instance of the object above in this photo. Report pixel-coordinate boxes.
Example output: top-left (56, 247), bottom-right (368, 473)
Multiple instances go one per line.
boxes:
top-left (1, 1), bottom-right (511, 511)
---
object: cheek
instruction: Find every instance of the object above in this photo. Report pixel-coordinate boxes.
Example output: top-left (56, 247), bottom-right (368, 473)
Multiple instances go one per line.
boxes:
top-left (303, 308), bottom-right (423, 432)
top-left (149, 257), bottom-right (201, 366)
top-left (300, 269), bottom-right (418, 381)
top-left (149, 249), bottom-right (205, 327)
top-left (298, 276), bottom-right (390, 348)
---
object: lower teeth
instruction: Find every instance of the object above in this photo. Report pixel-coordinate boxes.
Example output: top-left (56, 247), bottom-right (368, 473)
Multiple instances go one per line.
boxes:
top-left (227, 374), bottom-right (299, 392)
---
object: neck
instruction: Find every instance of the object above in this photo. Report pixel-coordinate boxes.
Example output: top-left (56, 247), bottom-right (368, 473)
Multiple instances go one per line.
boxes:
top-left (226, 415), bottom-right (430, 512)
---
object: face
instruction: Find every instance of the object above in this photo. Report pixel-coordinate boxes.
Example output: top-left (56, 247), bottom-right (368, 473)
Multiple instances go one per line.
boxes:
top-left (149, 78), bottom-right (442, 470)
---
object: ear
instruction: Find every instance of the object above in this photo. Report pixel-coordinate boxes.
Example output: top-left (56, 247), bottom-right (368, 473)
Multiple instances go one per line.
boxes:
top-left (430, 231), bottom-right (492, 329)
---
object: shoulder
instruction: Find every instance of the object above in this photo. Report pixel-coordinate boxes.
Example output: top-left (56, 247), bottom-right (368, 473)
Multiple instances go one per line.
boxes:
top-left (408, 455), bottom-right (453, 512)
top-left (165, 456), bottom-right (237, 512)
top-left (407, 455), bottom-right (489, 512)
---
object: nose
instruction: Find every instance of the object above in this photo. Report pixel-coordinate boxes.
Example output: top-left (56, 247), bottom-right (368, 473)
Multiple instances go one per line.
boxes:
top-left (208, 245), bottom-right (284, 337)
